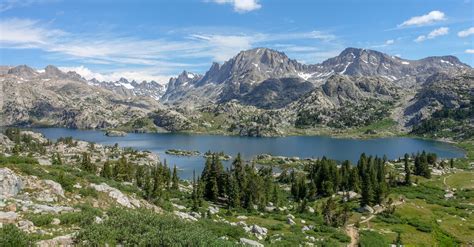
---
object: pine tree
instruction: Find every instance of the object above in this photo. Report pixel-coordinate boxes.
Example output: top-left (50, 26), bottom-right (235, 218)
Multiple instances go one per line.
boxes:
top-left (360, 174), bottom-right (373, 206)
top-left (171, 165), bottom-right (179, 190)
top-left (271, 184), bottom-right (279, 207)
top-left (81, 152), bottom-right (96, 174)
top-left (227, 173), bottom-right (240, 208)
top-left (404, 153), bottom-right (411, 185)
top-left (322, 197), bottom-right (336, 226)
top-left (51, 153), bottom-right (63, 166)
top-left (191, 170), bottom-right (199, 210)
top-left (100, 160), bottom-right (113, 179)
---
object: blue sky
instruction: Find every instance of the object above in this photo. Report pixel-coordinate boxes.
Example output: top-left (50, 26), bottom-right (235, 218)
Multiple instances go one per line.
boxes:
top-left (0, 0), bottom-right (473, 83)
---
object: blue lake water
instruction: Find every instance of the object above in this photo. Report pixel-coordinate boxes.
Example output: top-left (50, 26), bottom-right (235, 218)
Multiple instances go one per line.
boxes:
top-left (30, 128), bottom-right (465, 179)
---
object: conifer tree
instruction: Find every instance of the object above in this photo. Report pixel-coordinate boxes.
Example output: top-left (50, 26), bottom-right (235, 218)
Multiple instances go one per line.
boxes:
top-left (81, 152), bottom-right (96, 174)
top-left (227, 173), bottom-right (240, 208)
top-left (101, 160), bottom-right (113, 179)
top-left (404, 153), bottom-right (411, 185)
top-left (171, 165), bottom-right (179, 190)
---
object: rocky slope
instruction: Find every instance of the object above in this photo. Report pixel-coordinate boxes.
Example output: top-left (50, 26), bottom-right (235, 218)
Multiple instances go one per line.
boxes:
top-left (0, 65), bottom-right (162, 129)
top-left (1, 47), bottom-right (472, 138)
top-left (161, 47), bottom-right (471, 107)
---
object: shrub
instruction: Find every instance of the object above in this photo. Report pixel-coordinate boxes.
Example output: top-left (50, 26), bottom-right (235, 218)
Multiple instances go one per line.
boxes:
top-left (331, 232), bottom-right (351, 243)
top-left (76, 208), bottom-right (235, 246)
top-left (28, 214), bottom-right (54, 227)
top-left (79, 187), bottom-right (98, 198)
top-left (406, 218), bottom-right (432, 233)
top-left (0, 224), bottom-right (34, 247)
top-left (359, 230), bottom-right (389, 247)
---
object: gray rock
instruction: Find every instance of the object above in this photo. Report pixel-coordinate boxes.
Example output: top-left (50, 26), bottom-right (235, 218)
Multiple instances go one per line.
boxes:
top-left (0, 211), bottom-right (18, 223)
top-left (240, 238), bottom-right (264, 247)
top-left (287, 217), bottom-right (296, 225)
top-left (36, 233), bottom-right (75, 247)
top-left (90, 183), bottom-right (140, 208)
top-left (251, 224), bottom-right (268, 236)
top-left (0, 168), bottom-right (23, 198)
top-left (358, 205), bottom-right (374, 214)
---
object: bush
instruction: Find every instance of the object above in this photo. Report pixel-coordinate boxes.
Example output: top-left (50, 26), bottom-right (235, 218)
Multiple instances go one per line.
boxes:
top-left (28, 214), bottom-right (54, 227)
top-left (76, 208), bottom-right (235, 246)
top-left (79, 187), bottom-right (98, 198)
top-left (59, 205), bottom-right (102, 227)
top-left (331, 232), bottom-right (351, 243)
top-left (406, 218), bottom-right (432, 233)
top-left (0, 224), bottom-right (34, 247)
top-left (359, 230), bottom-right (389, 247)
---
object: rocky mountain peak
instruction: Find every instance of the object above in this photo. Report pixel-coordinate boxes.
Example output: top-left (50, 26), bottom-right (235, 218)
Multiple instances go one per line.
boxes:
top-left (7, 65), bottom-right (38, 78)
top-left (44, 65), bottom-right (68, 78)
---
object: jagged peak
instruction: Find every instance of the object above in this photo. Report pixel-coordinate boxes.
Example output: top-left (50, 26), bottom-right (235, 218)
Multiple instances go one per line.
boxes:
top-left (7, 65), bottom-right (38, 77)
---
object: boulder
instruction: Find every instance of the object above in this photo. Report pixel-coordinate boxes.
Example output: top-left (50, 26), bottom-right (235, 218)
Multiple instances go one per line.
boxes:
top-left (32, 204), bottom-right (74, 214)
top-left (208, 206), bottom-right (219, 215)
top-left (287, 217), bottom-right (296, 225)
top-left (36, 234), bottom-right (75, 247)
top-left (0, 168), bottom-right (23, 198)
top-left (240, 238), bottom-right (264, 247)
top-left (189, 211), bottom-right (202, 219)
top-left (17, 220), bottom-right (35, 232)
top-left (358, 205), bottom-right (374, 214)
top-left (237, 215), bottom-right (248, 220)
top-left (174, 211), bottom-right (198, 221)
top-left (264, 206), bottom-right (275, 212)
top-left (37, 180), bottom-right (65, 202)
top-left (251, 224), bottom-right (268, 236)
top-left (444, 192), bottom-right (454, 199)
top-left (90, 183), bottom-right (140, 208)
top-left (51, 218), bottom-right (61, 225)
top-left (0, 211), bottom-right (18, 223)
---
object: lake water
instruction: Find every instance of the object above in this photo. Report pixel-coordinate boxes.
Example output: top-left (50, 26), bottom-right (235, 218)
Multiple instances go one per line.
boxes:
top-left (30, 128), bottom-right (465, 179)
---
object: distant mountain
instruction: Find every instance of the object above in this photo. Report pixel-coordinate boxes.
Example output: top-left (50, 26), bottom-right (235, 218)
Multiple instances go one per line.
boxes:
top-left (1, 65), bottom-right (161, 129)
top-left (88, 77), bottom-right (165, 100)
top-left (161, 47), bottom-right (471, 106)
top-left (1, 47), bottom-right (472, 138)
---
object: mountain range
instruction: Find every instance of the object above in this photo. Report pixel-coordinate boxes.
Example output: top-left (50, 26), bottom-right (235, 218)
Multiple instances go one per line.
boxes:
top-left (1, 47), bottom-right (472, 139)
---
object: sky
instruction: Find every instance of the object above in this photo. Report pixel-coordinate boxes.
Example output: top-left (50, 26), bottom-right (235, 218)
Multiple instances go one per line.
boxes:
top-left (0, 0), bottom-right (473, 83)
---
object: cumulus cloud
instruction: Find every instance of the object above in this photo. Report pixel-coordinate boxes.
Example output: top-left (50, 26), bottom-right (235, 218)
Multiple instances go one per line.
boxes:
top-left (399, 10), bottom-right (446, 27)
top-left (458, 27), bottom-right (474, 37)
top-left (385, 39), bottom-right (395, 45)
top-left (209, 0), bottom-right (261, 13)
top-left (414, 27), bottom-right (449, 42)
top-left (465, 49), bottom-right (474, 54)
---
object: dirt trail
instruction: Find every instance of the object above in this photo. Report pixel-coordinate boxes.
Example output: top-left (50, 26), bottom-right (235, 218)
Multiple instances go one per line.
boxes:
top-left (345, 225), bottom-right (359, 247)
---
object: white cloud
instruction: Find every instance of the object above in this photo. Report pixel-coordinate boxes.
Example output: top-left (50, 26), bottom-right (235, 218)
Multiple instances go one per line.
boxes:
top-left (209, 0), bottom-right (261, 13)
top-left (190, 34), bottom-right (255, 62)
top-left (1, 17), bottom-right (340, 79)
top-left (458, 27), bottom-right (474, 37)
top-left (414, 27), bottom-right (449, 42)
top-left (0, 0), bottom-right (53, 12)
top-left (399, 10), bottom-right (446, 27)
top-left (385, 39), bottom-right (395, 45)
top-left (59, 66), bottom-right (171, 84)
top-left (0, 18), bottom-right (65, 45)
top-left (465, 49), bottom-right (474, 54)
